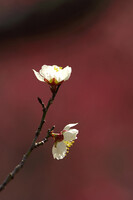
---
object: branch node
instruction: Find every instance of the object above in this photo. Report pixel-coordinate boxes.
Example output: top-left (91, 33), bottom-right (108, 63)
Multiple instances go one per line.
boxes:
top-left (10, 173), bottom-right (14, 179)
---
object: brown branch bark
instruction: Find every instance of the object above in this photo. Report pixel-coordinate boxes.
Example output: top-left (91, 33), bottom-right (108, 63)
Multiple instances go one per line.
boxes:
top-left (0, 85), bottom-right (60, 192)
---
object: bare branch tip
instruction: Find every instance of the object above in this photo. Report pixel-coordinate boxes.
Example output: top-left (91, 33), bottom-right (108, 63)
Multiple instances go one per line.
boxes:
top-left (37, 97), bottom-right (46, 110)
top-left (37, 97), bottom-right (42, 104)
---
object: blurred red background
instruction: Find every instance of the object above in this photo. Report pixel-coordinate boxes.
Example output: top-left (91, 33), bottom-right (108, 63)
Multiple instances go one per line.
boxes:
top-left (0, 0), bottom-right (133, 199)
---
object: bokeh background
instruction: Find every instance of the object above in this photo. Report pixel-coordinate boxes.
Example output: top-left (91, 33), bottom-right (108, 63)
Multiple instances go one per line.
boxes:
top-left (0, 0), bottom-right (133, 199)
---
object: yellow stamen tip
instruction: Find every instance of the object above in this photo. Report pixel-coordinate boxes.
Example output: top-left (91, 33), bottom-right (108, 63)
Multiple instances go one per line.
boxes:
top-left (54, 66), bottom-right (62, 72)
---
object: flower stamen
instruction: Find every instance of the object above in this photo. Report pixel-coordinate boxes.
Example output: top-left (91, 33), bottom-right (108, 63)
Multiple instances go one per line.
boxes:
top-left (54, 66), bottom-right (62, 72)
top-left (64, 140), bottom-right (74, 147)
top-left (63, 140), bottom-right (75, 156)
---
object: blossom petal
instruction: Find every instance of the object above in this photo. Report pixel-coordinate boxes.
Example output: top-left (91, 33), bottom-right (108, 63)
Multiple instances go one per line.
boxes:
top-left (40, 65), bottom-right (52, 76)
top-left (52, 141), bottom-right (67, 160)
top-left (39, 66), bottom-right (54, 81)
top-left (54, 72), bottom-right (63, 83)
top-left (33, 69), bottom-right (45, 82)
top-left (61, 66), bottom-right (72, 81)
top-left (63, 123), bottom-right (78, 131)
top-left (63, 129), bottom-right (79, 141)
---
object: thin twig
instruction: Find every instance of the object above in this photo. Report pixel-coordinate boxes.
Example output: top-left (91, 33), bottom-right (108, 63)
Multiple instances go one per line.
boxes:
top-left (34, 126), bottom-right (55, 149)
top-left (0, 85), bottom-right (60, 192)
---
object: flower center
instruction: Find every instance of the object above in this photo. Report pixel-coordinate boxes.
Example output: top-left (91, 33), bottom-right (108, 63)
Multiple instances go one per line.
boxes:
top-left (54, 66), bottom-right (62, 72)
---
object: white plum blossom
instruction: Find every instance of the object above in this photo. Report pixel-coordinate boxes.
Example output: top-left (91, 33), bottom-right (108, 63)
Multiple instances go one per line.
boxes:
top-left (33, 65), bottom-right (72, 85)
top-left (52, 123), bottom-right (78, 160)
